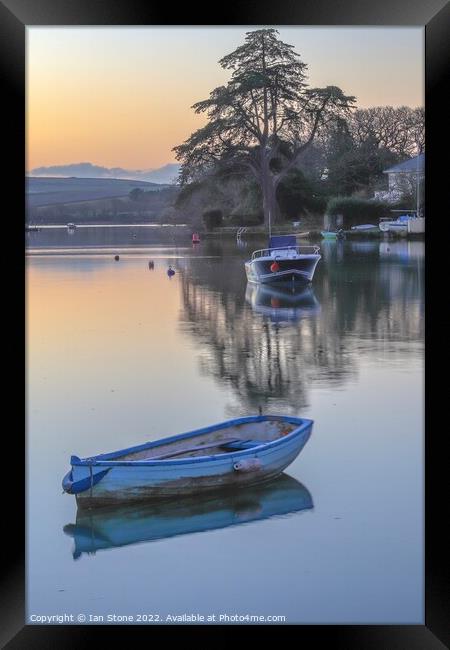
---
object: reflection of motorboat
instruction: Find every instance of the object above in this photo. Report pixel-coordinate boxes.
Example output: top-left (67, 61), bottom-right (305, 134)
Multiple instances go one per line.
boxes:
top-left (348, 241), bottom-right (379, 254)
top-left (246, 283), bottom-right (320, 322)
top-left (379, 241), bottom-right (409, 259)
top-left (379, 240), bottom-right (424, 262)
top-left (63, 473), bottom-right (313, 559)
top-left (245, 235), bottom-right (321, 284)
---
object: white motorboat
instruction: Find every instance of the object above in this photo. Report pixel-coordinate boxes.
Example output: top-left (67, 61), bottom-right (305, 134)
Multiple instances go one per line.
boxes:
top-left (245, 235), bottom-right (321, 285)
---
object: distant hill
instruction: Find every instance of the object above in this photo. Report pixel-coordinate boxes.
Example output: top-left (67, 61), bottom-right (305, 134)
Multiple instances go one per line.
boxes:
top-left (26, 176), bottom-right (169, 207)
top-left (29, 162), bottom-right (181, 185)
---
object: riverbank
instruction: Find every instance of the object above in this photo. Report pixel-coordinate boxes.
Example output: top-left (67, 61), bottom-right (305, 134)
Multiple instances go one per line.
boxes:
top-left (202, 226), bottom-right (424, 241)
top-left (26, 222), bottom-right (424, 242)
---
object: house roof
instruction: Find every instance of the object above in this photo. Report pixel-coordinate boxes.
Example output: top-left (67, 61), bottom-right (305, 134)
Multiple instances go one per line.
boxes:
top-left (383, 153), bottom-right (425, 174)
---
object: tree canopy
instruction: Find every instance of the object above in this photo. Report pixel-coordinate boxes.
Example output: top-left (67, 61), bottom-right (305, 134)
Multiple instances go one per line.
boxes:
top-left (349, 106), bottom-right (424, 158)
top-left (174, 29), bottom-right (356, 227)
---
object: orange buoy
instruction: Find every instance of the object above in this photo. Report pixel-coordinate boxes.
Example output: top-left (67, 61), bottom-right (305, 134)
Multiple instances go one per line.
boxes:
top-left (270, 261), bottom-right (280, 273)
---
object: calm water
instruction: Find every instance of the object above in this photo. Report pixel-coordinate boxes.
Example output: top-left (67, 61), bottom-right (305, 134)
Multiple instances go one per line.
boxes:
top-left (26, 228), bottom-right (424, 624)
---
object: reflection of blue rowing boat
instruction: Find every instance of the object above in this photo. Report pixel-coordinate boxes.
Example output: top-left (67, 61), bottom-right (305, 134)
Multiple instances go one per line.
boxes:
top-left (246, 283), bottom-right (320, 322)
top-left (63, 473), bottom-right (313, 559)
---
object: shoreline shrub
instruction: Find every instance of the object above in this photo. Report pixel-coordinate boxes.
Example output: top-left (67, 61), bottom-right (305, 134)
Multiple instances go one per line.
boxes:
top-left (326, 196), bottom-right (390, 228)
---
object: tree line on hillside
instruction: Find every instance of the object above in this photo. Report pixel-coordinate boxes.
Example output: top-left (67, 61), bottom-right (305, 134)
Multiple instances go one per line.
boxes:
top-left (173, 29), bottom-right (424, 230)
top-left (28, 187), bottom-right (178, 224)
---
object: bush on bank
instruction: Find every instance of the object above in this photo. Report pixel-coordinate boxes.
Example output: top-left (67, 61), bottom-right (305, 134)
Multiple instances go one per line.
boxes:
top-left (202, 209), bottom-right (224, 230)
top-left (326, 196), bottom-right (390, 227)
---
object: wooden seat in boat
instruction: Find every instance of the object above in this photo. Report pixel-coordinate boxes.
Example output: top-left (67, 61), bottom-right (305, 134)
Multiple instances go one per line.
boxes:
top-left (220, 439), bottom-right (266, 450)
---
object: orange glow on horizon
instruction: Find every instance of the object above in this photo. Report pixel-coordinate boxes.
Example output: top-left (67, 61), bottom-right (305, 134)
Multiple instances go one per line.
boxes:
top-left (27, 27), bottom-right (424, 172)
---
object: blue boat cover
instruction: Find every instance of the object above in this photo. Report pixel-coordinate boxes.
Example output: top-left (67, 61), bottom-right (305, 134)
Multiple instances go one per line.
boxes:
top-left (269, 235), bottom-right (297, 249)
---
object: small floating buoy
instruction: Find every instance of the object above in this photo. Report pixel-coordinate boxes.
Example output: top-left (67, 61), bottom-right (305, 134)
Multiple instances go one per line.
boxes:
top-left (167, 266), bottom-right (175, 277)
top-left (114, 255), bottom-right (120, 261)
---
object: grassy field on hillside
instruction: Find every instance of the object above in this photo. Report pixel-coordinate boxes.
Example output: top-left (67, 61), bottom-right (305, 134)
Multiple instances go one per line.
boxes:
top-left (26, 176), bottom-right (170, 207)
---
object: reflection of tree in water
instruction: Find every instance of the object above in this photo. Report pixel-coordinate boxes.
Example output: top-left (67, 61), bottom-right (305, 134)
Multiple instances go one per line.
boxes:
top-left (179, 240), bottom-right (424, 415)
top-left (180, 282), bottom-right (319, 413)
top-left (178, 245), bottom-right (335, 414)
top-left (319, 240), bottom-right (424, 343)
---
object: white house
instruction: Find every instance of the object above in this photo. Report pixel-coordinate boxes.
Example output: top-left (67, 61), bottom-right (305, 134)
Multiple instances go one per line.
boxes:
top-left (374, 153), bottom-right (425, 204)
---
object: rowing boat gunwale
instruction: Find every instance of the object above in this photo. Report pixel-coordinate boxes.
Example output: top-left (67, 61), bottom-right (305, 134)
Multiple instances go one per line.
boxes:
top-left (70, 415), bottom-right (312, 468)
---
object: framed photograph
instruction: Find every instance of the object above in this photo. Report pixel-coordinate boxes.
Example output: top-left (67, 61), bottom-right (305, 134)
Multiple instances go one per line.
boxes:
top-left (2, 0), bottom-right (448, 646)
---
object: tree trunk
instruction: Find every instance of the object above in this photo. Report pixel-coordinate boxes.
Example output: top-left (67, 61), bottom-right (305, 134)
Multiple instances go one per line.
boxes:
top-left (260, 158), bottom-right (279, 232)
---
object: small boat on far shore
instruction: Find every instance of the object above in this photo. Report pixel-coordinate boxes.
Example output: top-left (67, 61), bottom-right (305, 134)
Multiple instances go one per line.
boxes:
top-left (350, 224), bottom-right (377, 232)
top-left (379, 215), bottom-right (410, 233)
top-left (62, 414), bottom-right (313, 506)
top-left (379, 214), bottom-right (425, 234)
top-left (321, 229), bottom-right (345, 240)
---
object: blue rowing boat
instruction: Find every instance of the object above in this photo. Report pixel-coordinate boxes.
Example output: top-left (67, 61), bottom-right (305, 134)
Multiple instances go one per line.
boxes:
top-left (62, 415), bottom-right (313, 506)
top-left (63, 474), bottom-right (313, 559)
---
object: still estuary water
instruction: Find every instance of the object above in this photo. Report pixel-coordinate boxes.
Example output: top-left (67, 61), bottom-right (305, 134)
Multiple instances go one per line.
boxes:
top-left (26, 226), bottom-right (424, 624)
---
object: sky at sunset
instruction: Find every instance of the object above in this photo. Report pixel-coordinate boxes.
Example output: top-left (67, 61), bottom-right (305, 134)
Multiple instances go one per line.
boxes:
top-left (26, 26), bottom-right (424, 171)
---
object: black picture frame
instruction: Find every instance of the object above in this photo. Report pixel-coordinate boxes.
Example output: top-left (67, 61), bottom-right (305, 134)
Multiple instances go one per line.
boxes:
top-left (3, 0), bottom-right (449, 646)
